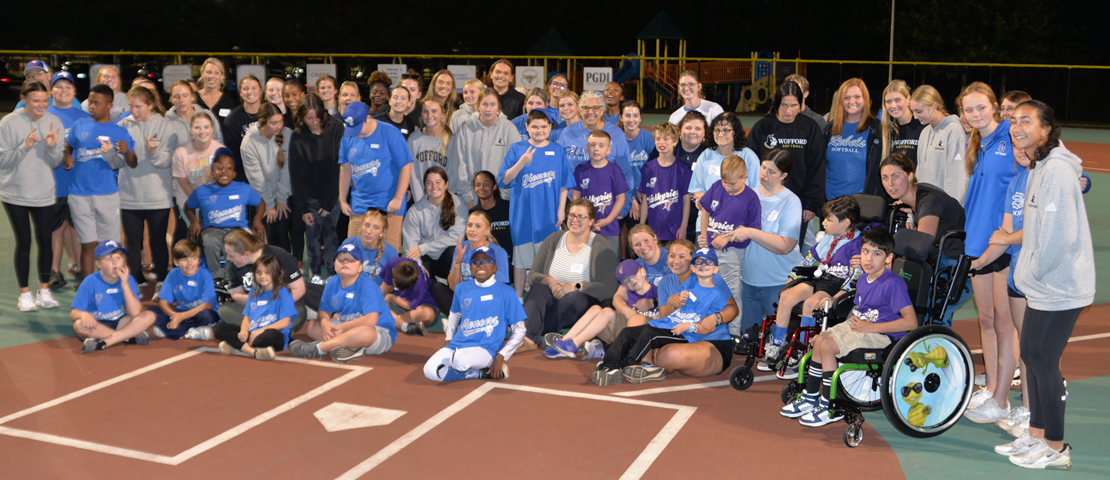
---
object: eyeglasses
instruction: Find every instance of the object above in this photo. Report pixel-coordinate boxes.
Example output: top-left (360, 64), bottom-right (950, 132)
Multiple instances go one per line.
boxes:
top-left (692, 258), bottom-right (717, 266)
top-left (714, 128), bottom-right (733, 134)
top-left (901, 383), bottom-right (923, 397)
top-left (550, 81), bottom-right (568, 89)
top-left (567, 213), bottom-right (589, 221)
top-left (470, 258), bottom-right (495, 267)
top-left (679, 82), bottom-right (697, 89)
top-left (581, 105), bottom-right (602, 111)
top-left (621, 276), bottom-right (638, 288)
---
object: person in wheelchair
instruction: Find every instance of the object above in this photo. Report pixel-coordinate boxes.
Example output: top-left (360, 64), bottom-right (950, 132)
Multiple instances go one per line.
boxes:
top-left (780, 228), bottom-right (917, 427)
top-left (761, 195), bottom-right (863, 372)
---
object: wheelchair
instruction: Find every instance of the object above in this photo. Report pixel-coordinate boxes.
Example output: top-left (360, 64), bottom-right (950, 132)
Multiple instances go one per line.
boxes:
top-left (782, 227), bottom-right (976, 447)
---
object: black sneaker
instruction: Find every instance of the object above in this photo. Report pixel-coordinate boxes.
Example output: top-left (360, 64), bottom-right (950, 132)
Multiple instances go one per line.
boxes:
top-left (477, 364), bottom-right (510, 380)
top-left (48, 271), bottom-right (67, 290)
top-left (80, 338), bottom-right (106, 354)
top-left (404, 322), bottom-right (427, 336)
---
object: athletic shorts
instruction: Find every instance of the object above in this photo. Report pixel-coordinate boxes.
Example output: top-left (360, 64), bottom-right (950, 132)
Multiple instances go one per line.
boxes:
top-left (798, 274), bottom-right (844, 297)
top-left (1007, 285), bottom-right (1025, 299)
top-left (971, 253), bottom-right (1011, 276)
top-left (513, 242), bottom-right (540, 269)
top-left (707, 339), bottom-right (734, 374)
top-left (363, 326), bottom-right (394, 355)
top-left (52, 197), bottom-right (71, 231)
top-left (69, 193), bottom-right (121, 244)
top-left (825, 321), bottom-right (893, 356)
top-left (96, 315), bottom-right (125, 331)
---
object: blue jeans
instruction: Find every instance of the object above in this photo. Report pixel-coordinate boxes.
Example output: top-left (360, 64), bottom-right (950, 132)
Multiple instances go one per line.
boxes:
top-left (153, 308), bottom-right (219, 340)
top-left (740, 282), bottom-right (783, 334)
top-left (304, 198), bottom-right (340, 277)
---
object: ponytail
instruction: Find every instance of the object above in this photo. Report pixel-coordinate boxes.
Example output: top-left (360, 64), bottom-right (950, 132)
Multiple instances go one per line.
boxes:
top-left (423, 166), bottom-right (455, 231)
top-left (959, 82), bottom-right (1000, 176)
top-left (468, 210), bottom-right (498, 246)
top-left (362, 209), bottom-right (389, 280)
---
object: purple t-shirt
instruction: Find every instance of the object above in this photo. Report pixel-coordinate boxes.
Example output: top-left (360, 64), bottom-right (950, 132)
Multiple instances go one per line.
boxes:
top-left (626, 284), bottom-right (659, 317)
top-left (807, 232), bottom-right (863, 281)
top-left (573, 161), bottom-right (629, 236)
top-left (697, 182), bottom-right (762, 250)
top-left (639, 158), bottom-right (693, 241)
top-left (380, 257), bottom-right (436, 311)
top-left (850, 269), bottom-right (914, 341)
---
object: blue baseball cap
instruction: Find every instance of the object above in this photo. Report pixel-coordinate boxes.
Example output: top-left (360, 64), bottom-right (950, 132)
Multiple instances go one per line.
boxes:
top-left (213, 146), bottom-right (234, 160)
top-left (94, 240), bottom-right (128, 258)
top-left (50, 71), bottom-right (75, 85)
top-left (691, 247), bottom-right (718, 265)
top-left (342, 102), bottom-right (369, 137)
top-left (24, 60), bottom-right (50, 76)
top-left (334, 242), bottom-right (364, 263)
top-left (472, 246), bottom-right (496, 266)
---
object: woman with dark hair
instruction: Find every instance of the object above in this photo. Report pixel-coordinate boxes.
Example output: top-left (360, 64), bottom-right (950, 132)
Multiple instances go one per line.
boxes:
top-left (746, 81), bottom-right (827, 242)
top-left (996, 100), bottom-right (1092, 471)
top-left (194, 58), bottom-right (238, 128)
top-left (223, 75), bottom-right (263, 182)
top-left (673, 110), bottom-right (708, 165)
top-left (668, 70), bottom-right (724, 125)
top-left (489, 59), bottom-right (525, 120)
top-left (689, 112), bottom-right (759, 234)
top-left (372, 86), bottom-right (418, 139)
top-left (402, 166), bottom-right (468, 311)
top-left (469, 170), bottom-right (512, 271)
top-left (367, 71), bottom-right (392, 114)
top-left (408, 99), bottom-right (452, 202)
top-left (824, 78), bottom-right (882, 199)
top-left (1, 80), bottom-right (64, 310)
top-left (241, 101), bottom-right (293, 250)
top-left (290, 93), bottom-right (343, 284)
top-left (880, 80), bottom-right (924, 166)
top-left (999, 91), bottom-right (1032, 122)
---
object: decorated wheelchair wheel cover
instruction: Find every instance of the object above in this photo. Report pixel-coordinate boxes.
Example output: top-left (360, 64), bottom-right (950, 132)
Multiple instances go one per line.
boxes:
top-left (881, 326), bottom-right (974, 437)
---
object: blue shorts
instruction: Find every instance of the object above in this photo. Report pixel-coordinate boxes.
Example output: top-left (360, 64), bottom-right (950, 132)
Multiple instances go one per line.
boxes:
top-left (97, 316), bottom-right (124, 330)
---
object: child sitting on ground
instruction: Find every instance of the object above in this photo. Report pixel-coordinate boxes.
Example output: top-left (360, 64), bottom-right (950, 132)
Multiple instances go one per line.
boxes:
top-left (781, 228), bottom-right (916, 427)
top-left (289, 243), bottom-right (394, 363)
top-left (184, 149), bottom-right (265, 281)
top-left (381, 257), bottom-right (438, 336)
top-left (153, 239), bottom-right (219, 340)
top-left (212, 254), bottom-right (296, 361)
top-left (72, 240), bottom-right (156, 354)
top-left (544, 259), bottom-right (658, 360)
top-left (591, 248), bottom-right (727, 386)
top-left (424, 247), bottom-right (526, 381)
top-left (762, 195), bottom-right (863, 372)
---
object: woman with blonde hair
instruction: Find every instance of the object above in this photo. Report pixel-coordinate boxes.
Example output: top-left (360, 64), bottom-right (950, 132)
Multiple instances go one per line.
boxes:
top-left (421, 70), bottom-right (460, 120)
top-left (194, 58), bottom-right (238, 128)
top-left (408, 98), bottom-right (453, 202)
top-left (910, 85), bottom-right (968, 204)
top-left (880, 79), bottom-right (924, 165)
top-left (449, 78), bottom-right (485, 133)
top-left (823, 78), bottom-right (882, 198)
top-left (81, 65), bottom-right (129, 121)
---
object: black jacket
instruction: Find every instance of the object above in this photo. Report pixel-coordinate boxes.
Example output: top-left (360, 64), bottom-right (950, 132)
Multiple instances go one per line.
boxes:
top-left (289, 119), bottom-right (343, 210)
top-left (746, 114), bottom-right (827, 213)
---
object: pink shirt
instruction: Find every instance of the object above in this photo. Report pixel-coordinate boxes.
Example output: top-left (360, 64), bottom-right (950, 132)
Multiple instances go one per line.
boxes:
top-left (172, 140), bottom-right (225, 209)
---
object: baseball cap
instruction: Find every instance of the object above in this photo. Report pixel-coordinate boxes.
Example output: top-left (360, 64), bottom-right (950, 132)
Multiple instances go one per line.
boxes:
top-left (614, 259), bottom-right (641, 285)
top-left (94, 240), bottom-right (129, 258)
top-left (472, 246), bottom-right (496, 266)
top-left (342, 101), bottom-right (369, 137)
top-left (50, 71), bottom-right (75, 85)
top-left (334, 242), bottom-right (364, 263)
top-left (213, 146), bottom-right (234, 160)
top-left (24, 60), bottom-right (50, 76)
top-left (691, 247), bottom-right (718, 265)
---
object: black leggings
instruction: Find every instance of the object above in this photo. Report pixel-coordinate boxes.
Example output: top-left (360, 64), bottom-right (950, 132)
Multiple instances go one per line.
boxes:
top-left (1020, 306), bottom-right (1082, 442)
top-left (212, 321), bottom-right (286, 351)
top-left (522, 283), bottom-right (601, 345)
top-left (3, 202), bottom-right (53, 288)
top-left (121, 208), bottom-right (171, 285)
top-left (263, 200), bottom-right (305, 262)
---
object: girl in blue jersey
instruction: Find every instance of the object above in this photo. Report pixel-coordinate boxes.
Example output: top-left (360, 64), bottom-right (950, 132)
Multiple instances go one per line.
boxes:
top-left (212, 254), bottom-right (296, 361)
top-left (339, 208), bottom-right (399, 286)
top-left (71, 240), bottom-right (156, 354)
top-left (153, 240), bottom-right (219, 340)
top-left (290, 243), bottom-right (394, 363)
top-left (498, 110), bottom-right (575, 300)
top-left (424, 247), bottom-right (527, 381)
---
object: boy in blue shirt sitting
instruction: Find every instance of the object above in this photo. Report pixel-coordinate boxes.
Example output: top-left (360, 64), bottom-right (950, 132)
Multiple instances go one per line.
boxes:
top-left (591, 248), bottom-right (728, 386)
top-left (780, 228), bottom-right (916, 427)
top-left (153, 239), bottom-right (220, 340)
top-left (184, 149), bottom-right (265, 281)
top-left (71, 240), bottom-right (156, 353)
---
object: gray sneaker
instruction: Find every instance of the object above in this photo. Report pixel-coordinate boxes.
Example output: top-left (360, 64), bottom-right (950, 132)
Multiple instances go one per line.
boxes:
top-left (623, 362), bottom-right (667, 384)
top-left (129, 332), bottom-right (151, 346)
top-left (80, 337), bottom-right (105, 354)
top-left (543, 332), bottom-right (563, 349)
top-left (758, 343), bottom-right (782, 372)
top-left (329, 346), bottom-right (366, 364)
top-left (590, 367), bottom-right (623, 387)
top-left (254, 346), bottom-right (276, 361)
top-left (404, 322), bottom-right (427, 336)
top-left (289, 340), bottom-right (324, 359)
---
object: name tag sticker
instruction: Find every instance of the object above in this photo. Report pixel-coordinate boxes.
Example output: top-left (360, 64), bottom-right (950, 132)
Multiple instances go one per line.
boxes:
top-left (545, 151), bottom-right (555, 156)
top-left (370, 144), bottom-right (380, 149)
top-left (708, 165), bottom-right (720, 176)
top-left (346, 293), bottom-right (355, 298)
top-left (400, 129), bottom-right (409, 135)
top-left (229, 195), bottom-right (240, 200)
top-left (106, 288), bottom-right (119, 294)
top-left (481, 294), bottom-right (493, 301)
top-left (219, 109), bottom-right (231, 116)
top-left (570, 264), bottom-right (584, 273)
top-left (187, 281), bottom-right (196, 287)
top-left (257, 300), bottom-right (268, 306)
top-left (687, 292), bottom-right (698, 302)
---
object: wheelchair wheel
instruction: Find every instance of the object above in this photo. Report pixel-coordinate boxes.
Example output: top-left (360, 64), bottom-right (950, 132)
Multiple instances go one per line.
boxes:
top-left (880, 325), bottom-right (974, 438)
top-left (730, 365), bottom-right (754, 390)
top-left (844, 421), bottom-right (864, 448)
top-left (837, 369), bottom-right (883, 412)
top-left (781, 381), bottom-right (801, 405)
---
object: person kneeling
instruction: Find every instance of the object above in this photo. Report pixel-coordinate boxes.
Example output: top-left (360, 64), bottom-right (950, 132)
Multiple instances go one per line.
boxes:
top-left (72, 240), bottom-right (156, 353)
top-left (781, 228), bottom-right (916, 427)
top-left (591, 248), bottom-right (726, 386)
top-left (424, 248), bottom-right (526, 381)
top-left (290, 243), bottom-right (394, 363)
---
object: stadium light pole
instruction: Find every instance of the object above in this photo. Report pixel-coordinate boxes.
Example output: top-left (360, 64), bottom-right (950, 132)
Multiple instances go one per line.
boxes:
top-left (888, 0), bottom-right (895, 82)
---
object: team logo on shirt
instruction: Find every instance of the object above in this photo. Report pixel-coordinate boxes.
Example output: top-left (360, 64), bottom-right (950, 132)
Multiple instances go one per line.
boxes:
top-left (996, 140), bottom-right (1008, 155)
top-left (646, 190), bottom-right (678, 211)
top-left (351, 160), bottom-right (381, 178)
top-left (460, 315), bottom-right (499, 337)
top-left (95, 293), bottom-right (103, 303)
top-left (580, 178), bottom-right (590, 189)
top-left (850, 306), bottom-right (881, 323)
top-left (349, 147), bottom-right (357, 157)
top-left (710, 200), bottom-right (719, 211)
top-left (331, 298), bottom-right (339, 309)
top-left (495, 138), bottom-right (506, 147)
top-left (463, 298), bottom-right (472, 308)
top-left (764, 134), bottom-right (778, 149)
top-left (1012, 192), bottom-right (1025, 216)
top-left (80, 131), bottom-right (89, 140)
top-left (522, 171), bottom-right (556, 189)
top-left (646, 177), bottom-right (657, 188)
top-left (242, 272), bottom-right (254, 289)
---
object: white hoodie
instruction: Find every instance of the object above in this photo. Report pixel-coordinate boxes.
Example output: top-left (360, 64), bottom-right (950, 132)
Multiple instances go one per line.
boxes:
top-left (915, 115), bottom-right (969, 205)
top-left (0, 108), bottom-right (65, 207)
top-left (240, 122), bottom-right (292, 208)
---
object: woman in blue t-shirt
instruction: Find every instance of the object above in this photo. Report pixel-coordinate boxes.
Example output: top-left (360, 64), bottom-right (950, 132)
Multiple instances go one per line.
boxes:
top-left (824, 78), bottom-right (881, 199)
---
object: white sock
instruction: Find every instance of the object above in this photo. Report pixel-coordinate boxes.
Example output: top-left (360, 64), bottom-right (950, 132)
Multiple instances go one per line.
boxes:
top-left (316, 343), bottom-right (325, 354)
top-left (402, 322), bottom-right (412, 331)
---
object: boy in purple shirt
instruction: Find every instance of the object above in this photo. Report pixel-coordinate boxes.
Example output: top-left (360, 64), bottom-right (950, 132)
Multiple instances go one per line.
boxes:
top-left (697, 154), bottom-right (761, 327)
top-left (639, 122), bottom-right (692, 241)
top-left (381, 257), bottom-right (438, 336)
top-left (573, 130), bottom-right (628, 250)
top-left (781, 227), bottom-right (915, 427)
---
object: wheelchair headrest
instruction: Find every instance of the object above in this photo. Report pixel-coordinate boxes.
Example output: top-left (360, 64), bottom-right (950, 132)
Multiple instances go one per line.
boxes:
top-left (894, 229), bottom-right (934, 263)
top-left (852, 194), bottom-right (889, 226)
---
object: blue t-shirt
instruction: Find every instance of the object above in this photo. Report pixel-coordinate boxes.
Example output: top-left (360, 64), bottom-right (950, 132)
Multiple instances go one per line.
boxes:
top-left (243, 286), bottom-right (297, 349)
top-left (636, 246), bottom-right (670, 286)
top-left (320, 274), bottom-right (396, 343)
top-left (649, 275), bottom-right (729, 342)
top-left (697, 182), bottom-right (762, 250)
top-left (339, 122), bottom-right (414, 216)
top-left (498, 140), bottom-right (575, 245)
top-left (639, 159), bottom-right (693, 241)
top-left (66, 118), bottom-right (134, 196)
top-left (573, 161), bottom-right (629, 236)
top-left (186, 181), bottom-right (261, 229)
top-left (555, 121), bottom-right (635, 217)
top-left (458, 241), bottom-right (510, 284)
top-left (158, 267), bottom-right (218, 313)
top-left (963, 120), bottom-right (1016, 257)
top-left (381, 257), bottom-right (436, 310)
top-left (743, 187), bottom-right (803, 287)
top-left (850, 269), bottom-right (914, 341)
top-left (657, 271), bottom-right (733, 337)
top-left (447, 280), bottom-right (527, 358)
top-left (1006, 166), bottom-right (1030, 294)
top-left (340, 236), bottom-right (399, 285)
top-left (688, 148), bottom-right (760, 233)
top-left (71, 271), bottom-right (140, 322)
top-left (825, 121), bottom-right (870, 200)
top-left (48, 104), bottom-right (91, 198)
top-left (625, 129), bottom-right (656, 194)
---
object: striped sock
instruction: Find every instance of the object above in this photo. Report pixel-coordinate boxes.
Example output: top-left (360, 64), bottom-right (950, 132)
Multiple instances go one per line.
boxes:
top-left (805, 361), bottom-right (823, 394)
top-left (821, 370), bottom-right (834, 399)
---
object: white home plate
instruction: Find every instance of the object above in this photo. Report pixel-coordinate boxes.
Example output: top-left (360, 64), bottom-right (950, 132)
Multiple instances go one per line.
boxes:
top-left (314, 403), bottom-right (406, 432)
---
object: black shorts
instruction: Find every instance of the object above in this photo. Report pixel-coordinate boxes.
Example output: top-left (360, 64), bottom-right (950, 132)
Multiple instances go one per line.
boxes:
top-left (708, 339), bottom-right (734, 373)
top-left (799, 274), bottom-right (844, 297)
top-left (971, 253), bottom-right (1011, 276)
top-left (52, 197), bottom-right (70, 231)
top-left (1007, 285), bottom-right (1025, 299)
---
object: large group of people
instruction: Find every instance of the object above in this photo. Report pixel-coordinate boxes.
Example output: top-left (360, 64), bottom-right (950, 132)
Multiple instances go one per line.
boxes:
top-left (0, 58), bottom-right (1093, 471)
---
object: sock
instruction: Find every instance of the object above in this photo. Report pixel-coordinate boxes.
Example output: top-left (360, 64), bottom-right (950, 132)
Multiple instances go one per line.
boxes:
top-left (402, 322), bottom-right (412, 332)
top-left (821, 370), bottom-right (834, 400)
top-left (316, 343), bottom-right (325, 354)
top-left (805, 361), bottom-right (823, 394)
top-left (772, 325), bottom-right (787, 345)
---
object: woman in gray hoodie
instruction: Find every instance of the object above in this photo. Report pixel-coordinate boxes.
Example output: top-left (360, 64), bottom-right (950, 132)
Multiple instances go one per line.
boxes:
top-left (402, 166), bottom-right (468, 313)
top-left (118, 86), bottom-right (179, 288)
top-left (1000, 100), bottom-right (1092, 471)
top-left (165, 80), bottom-right (223, 147)
top-left (447, 88), bottom-right (521, 208)
top-left (0, 81), bottom-right (64, 311)
top-left (910, 85), bottom-right (969, 204)
top-left (240, 102), bottom-right (293, 253)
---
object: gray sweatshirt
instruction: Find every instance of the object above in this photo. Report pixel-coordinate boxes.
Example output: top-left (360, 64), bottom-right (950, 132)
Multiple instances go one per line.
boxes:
top-left (447, 115), bottom-right (520, 205)
top-left (240, 122), bottom-right (293, 208)
top-left (117, 114), bottom-right (179, 209)
top-left (402, 191), bottom-right (468, 260)
top-left (165, 105), bottom-right (224, 145)
top-left (407, 130), bottom-right (451, 203)
top-left (0, 108), bottom-right (65, 207)
top-left (448, 104), bottom-right (474, 134)
top-left (915, 115), bottom-right (969, 205)
top-left (1014, 146), bottom-right (1094, 311)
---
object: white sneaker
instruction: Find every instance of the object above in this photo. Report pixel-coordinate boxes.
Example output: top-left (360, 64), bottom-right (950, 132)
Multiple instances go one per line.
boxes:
top-left (1012, 368), bottom-right (1022, 387)
top-left (996, 406), bottom-right (1030, 433)
top-left (35, 289), bottom-right (59, 309)
top-left (994, 432), bottom-right (1041, 456)
top-left (17, 292), bottom-right (37, 312)
top-left (964, 397), bottom-right (1010, 423)
top-left (310, 275), bottom-right (325, 285)
top-left (1011, 442), bottom-right (1072, 470)
top-left (967, 387), bottom-right (993, 410)
top-left (974, 373), bottom-right (986, 387)
top-left (757, 343), bottom-right (781, 372)
top-left (152, 326), bottom-right (167, 338)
